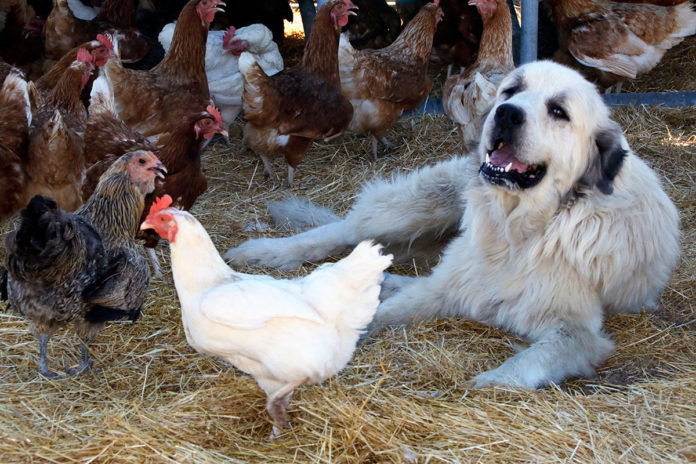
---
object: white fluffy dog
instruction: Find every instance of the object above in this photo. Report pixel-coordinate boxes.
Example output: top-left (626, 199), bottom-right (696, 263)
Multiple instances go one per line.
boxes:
top-left (225, 61), bottom-right (681, 388)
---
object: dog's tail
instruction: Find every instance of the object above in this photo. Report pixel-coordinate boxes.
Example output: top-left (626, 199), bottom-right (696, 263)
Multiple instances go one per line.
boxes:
top-left (267, 196), bottom-right (340, 233)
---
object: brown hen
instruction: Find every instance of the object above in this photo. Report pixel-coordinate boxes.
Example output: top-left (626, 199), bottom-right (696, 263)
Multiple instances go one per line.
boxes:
top-left (239, 0), bottom-right (356, 187)
top-left (338, 1), bottom-right (442, 160)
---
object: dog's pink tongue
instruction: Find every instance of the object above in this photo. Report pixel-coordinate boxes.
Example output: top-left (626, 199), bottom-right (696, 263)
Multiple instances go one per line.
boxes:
top-left (490, 146), bottom-right (528, 172)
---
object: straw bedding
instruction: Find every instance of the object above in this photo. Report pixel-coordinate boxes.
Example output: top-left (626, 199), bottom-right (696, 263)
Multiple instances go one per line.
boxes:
top-left (0, 20), bottom-right (694, 464)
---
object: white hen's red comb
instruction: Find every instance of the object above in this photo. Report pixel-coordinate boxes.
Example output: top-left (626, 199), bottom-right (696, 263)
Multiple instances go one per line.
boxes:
top-left (146, 195), bottom-right (173, 221)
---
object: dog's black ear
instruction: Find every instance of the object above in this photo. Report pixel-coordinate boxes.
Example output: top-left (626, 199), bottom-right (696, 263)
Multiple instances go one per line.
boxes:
top-left (582, 121), bottom-right (627, 195)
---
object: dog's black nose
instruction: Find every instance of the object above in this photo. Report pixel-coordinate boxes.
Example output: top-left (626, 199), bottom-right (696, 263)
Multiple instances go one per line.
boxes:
top-left (495, 104), bottom-right (525, 127)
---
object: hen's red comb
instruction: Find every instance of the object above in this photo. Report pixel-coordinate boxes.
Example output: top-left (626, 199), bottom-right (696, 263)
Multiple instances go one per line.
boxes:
top-left (206, 105), bottom-right (223, 125)
top-left (146, 195), bottom-right (173, 220)
top-left (77, 48), bottom-right (93, 64)
top-left (222, 26), bottom-right (236, 48)
top-left (434, 0), bottom-right (440, 4)
top-left (96, 33), bottom-right (114, 51)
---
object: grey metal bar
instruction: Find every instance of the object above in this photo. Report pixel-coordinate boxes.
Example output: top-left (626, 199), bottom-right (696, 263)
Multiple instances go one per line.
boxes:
top-left (602, 91), bottom-right (696, 107)
top-left (405, 92), bottom-right (696, 117)
top-left (507, 0), bottom-right (521, 65)
top-left (520, 0), bottom-right (538, 64)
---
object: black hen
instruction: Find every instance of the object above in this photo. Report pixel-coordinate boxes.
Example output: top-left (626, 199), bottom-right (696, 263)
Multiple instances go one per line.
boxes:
top-left (4, 196), bottom-right (108, 377)
top-left (344, 0), bottom-right (402, 50)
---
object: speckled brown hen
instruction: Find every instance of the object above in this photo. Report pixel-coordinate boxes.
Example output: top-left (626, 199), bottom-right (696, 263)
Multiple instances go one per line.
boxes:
top-left (2, 151), bottom-right (166, 378)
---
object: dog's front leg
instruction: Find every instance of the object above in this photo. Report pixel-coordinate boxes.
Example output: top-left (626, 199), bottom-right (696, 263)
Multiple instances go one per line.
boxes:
top-left (373, 259), bottom-right (467, 329)
top-left (468, 324), bottom-right (615, 389)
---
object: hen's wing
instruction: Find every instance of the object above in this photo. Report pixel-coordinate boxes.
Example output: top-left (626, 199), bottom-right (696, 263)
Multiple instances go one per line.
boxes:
top-left (81, 245), bottom-right (150, 320)
top-left (273, 71), bottom-right (353, 138)
top-left (200, 279), bottom-right (325, 329)
top-left (340, 39), bottom-right (431, 108)
top-left (567, 15), bottom-right (644, 78)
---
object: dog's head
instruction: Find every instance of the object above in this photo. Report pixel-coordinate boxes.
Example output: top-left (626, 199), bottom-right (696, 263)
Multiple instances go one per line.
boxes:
top-left (477, 61), bottom-right (627, 198)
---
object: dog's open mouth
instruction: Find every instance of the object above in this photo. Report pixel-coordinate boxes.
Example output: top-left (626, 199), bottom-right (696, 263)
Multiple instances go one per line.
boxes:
top-left (480, 140), bottom-right (546, 189)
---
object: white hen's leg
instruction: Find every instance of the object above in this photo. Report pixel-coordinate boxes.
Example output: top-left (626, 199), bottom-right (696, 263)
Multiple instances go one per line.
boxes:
top-left (265, 377), bottom-right (308, 439)
top-left (371, 136), bottom-right (379, 161)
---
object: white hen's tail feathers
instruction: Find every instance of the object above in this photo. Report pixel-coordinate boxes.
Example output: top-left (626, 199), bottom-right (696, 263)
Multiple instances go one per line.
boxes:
top-left (301, 241), bottom-right (393, 330)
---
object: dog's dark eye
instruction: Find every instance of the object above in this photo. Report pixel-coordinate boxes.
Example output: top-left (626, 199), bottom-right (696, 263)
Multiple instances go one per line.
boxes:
top-left (501, 86), bottom-right (519, 99)
top-left (548, 103), bottom-right (569, 121)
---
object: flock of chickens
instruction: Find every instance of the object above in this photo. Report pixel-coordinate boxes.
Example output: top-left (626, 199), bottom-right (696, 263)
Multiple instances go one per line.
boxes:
top-left (0, 0), bottom-right (695, 436)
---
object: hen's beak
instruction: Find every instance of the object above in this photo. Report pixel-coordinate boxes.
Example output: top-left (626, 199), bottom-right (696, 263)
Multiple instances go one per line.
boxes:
top-left (347, 0), bottom-right (358, 15)
top-left (149, 162), bottom-right (167, 179)
top-left (139, 219), bottom-right (154, 231)
top-left (214, 0), bottom-right (226, 14)
top-left (219, 129), bottom-right (229, 144)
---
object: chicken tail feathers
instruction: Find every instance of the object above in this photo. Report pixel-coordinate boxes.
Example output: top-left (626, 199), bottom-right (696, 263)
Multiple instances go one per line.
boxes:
top-left (333, 241), bottom-right (393, 330)
top-left (238, 51), bottom-right (270, 120)
top-left (303, 241), bottom-right (392, 330)
top-left (84, 304), bottom-right (141, 323)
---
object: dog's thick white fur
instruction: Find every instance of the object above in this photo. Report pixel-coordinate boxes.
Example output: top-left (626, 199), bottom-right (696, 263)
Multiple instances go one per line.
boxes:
top-left (225, 61), bottom-right (681, 388)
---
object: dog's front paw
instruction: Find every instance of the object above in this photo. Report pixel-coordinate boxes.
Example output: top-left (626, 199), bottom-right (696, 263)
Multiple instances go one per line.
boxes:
top-left (223, 239), bottom-right (302, 270)
top-left (468, 366), bottom-right (531, 389)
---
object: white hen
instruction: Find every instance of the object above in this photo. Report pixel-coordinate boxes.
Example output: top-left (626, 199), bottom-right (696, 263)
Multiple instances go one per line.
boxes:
top-left (140, 195), bottom-right (392, 438)
top-left (158, 23), bottom-right (284, 128)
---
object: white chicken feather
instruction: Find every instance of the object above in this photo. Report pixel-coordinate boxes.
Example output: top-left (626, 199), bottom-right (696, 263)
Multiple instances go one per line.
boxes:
top-left (158, 23), bottom-right (284, 127)
top-left (140, 197), bottom-right (392, 438)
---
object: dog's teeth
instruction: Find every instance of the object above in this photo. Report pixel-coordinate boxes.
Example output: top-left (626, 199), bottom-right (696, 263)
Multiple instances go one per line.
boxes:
top-left (486, 153), bottom-right (491, 164)
top-left (505, 163), bottom-right (512, 173)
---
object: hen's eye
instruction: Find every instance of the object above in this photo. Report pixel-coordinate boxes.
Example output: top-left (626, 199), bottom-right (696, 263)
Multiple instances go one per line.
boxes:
top-left (138, 158), bottom-right (146, 164)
